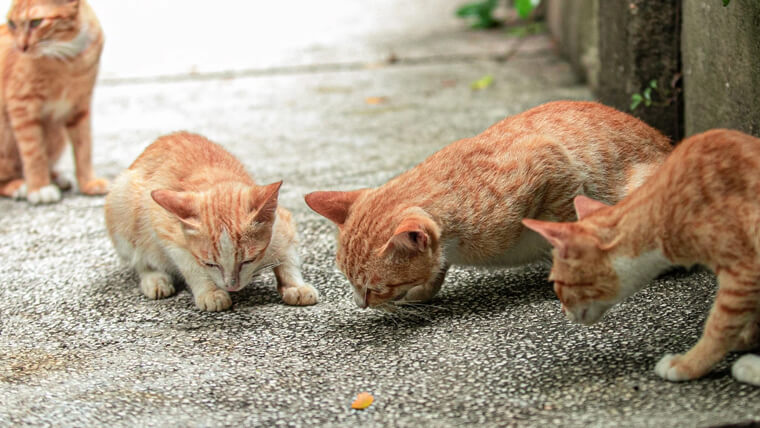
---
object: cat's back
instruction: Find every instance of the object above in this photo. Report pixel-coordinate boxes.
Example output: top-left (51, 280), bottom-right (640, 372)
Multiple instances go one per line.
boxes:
top-left (128, 131), bottom-right (252, 189)
top-left (485, 101), bottom-right (671, 156)
top-left (665, 129), bottom-right (760, 187)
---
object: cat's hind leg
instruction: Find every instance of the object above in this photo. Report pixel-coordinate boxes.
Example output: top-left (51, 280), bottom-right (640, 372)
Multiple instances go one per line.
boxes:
top-left (274, 245), bottom-right (318, 306)
top-left (655, 269), bottom-right (760, 381)
top-left (732, 354), bottom-right (760, 386)
top-left (0, 178), bottom-right (25, 197)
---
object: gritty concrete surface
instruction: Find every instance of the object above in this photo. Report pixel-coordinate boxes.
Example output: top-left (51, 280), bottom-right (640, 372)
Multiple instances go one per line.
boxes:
top-left (1, 1), bottom-right (759, 427)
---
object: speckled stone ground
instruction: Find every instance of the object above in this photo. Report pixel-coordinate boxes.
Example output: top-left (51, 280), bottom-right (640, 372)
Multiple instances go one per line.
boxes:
top-left (1, 2), bottom-right (759, 427)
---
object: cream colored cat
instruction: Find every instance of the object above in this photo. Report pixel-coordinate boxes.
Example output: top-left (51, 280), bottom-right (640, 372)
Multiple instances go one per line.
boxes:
top-left (105, 132), bottom-right (318, 311)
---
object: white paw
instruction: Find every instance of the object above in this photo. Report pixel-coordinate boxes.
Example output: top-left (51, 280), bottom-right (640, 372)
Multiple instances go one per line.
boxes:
top-left (282, 284), bottom-right (319, 306)
top-left (139, 272), bottom-right (175, 300)
top-left (654, 354), bottom-right (691, 382)
top-left (27, 184), bottom-right (62, 205)
top-left (732, 354), bottom-right (760, 386)
top-left (195, 288), bottom-right (232, 311)
top-left (12, 183), bottom-right (27, 199)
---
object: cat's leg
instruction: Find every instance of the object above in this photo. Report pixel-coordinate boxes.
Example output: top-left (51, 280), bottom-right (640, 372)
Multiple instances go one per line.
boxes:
top-left (137, 268), bottom-right (175, 300)
top-left (66, 109), bottom-right (108, 195)
top-left (733, 309), bottom-right (760, 351)
top-left (273, 245), bottom-right (319, 306)
top-left (132, 246), bottom-right (176, 300)
top-left (0, 178), bottom-right (25, 197)
top-left (7, 103), bottom-right (60, 204)
top-left (655, 270), bottom-right (760, 381)
top-left (401, 263), bottom-right (450, 303)
top-left (732, 354), bottom-right (760, 386)
top-left (167, 250), bottom-right (232, 311)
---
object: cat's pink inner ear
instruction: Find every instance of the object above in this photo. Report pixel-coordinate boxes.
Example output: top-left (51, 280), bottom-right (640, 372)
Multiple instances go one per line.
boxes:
top-left (382, 215), bottom-right (439, 255)
top-left (522, 219), bottom-right (570, 257)
top-left (251, 181), bottom-right (282, 224)
top-left (304, 190), bottom-right (364, 226)
top-left (573, 195), bottom-right (609, 220)
top-left (151, 189), bottom-right (200, 228)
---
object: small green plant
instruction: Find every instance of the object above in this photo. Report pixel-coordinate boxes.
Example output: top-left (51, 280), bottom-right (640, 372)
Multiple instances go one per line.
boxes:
top-left (723, 0), bottom-right (731, 6)
top-left (630, 79), bottom-right (657, 111)
top-left (456, 0), bottom-right (540, 29)
top-left (456, 0), bottom-right (500, 28)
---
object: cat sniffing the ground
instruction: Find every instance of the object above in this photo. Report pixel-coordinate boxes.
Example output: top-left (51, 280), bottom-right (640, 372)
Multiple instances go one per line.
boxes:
top-left (0, 0), bottom-right (107, 204)
top-left (305, 101), bottom-right (672, 309)
top-left (523, 129), bottom-right (760, 385)
top-left (105, 132), bottom-right (318, 311)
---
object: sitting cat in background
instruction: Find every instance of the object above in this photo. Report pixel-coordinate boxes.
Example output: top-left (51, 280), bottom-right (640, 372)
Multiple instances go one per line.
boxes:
top-left (0, 0), bottom-right (107, 204)
top-left (305, 101), bottom-right (673, 309)
top-left (523, 129), bottom-right (760, 386)
top-left (105, 132), bottom-right (318, 311)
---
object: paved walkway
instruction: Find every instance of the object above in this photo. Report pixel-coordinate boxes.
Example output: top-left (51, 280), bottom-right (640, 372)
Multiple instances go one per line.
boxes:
top-left (1, 1), bottom-right (758, 427)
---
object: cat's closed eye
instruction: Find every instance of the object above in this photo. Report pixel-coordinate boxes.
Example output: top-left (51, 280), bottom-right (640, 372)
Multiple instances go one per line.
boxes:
top-left (29, 18), bottom-right (42, 29)
top-left (204, 262), bottom-right (220, 269)
top-left (7, 20), bottom-right (15, 30)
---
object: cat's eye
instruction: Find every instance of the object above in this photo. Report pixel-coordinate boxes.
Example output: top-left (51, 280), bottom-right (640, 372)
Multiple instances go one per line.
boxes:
top-left (29, 19), bottom-right (42, 28)
top-left (204, 262), bottom-right (219, 269)
top-left (241, 259), bottom-right (255, 265)
top-left (7, 20), bottom-right (15, 30)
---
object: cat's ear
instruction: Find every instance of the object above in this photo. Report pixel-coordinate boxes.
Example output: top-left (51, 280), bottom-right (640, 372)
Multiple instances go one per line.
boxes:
top-left (151, 190), bottom-right (200, 231)
top-left (250, 181), bottom-right (282, 224)
top-left (381, 214), bottom-right (440, 256)
top-left (573, 195), bottom-right (609, 220)
top-left (304, 189), bottom-right (365, 227)
top-left (522, 218), bottom-right (571, 258)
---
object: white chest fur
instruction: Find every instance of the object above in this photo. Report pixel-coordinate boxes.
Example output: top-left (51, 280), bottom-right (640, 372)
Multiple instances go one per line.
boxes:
top-left (42, 97), bottom-right (73, 121)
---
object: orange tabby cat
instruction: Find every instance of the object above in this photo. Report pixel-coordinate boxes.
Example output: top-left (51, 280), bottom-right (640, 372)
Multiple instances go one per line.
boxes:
top-left (105, 132), bottom-right (319, 311)
top-left (0, 0), bottom-right (107, 204)
top-left (523, 129), bottom-right (760, 385)
top-left (305, 101), bottom-right (672, 309)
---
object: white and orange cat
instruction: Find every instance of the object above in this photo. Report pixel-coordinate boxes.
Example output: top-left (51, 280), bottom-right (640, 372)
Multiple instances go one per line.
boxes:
top-left (524, 129), bottom-right (760, 385)
top-left (0, 0), bottom-right (107, 204)
top-left (305, 101), bottom-right (673, 309)
top-left (105, 132), bottom-right (318, 311)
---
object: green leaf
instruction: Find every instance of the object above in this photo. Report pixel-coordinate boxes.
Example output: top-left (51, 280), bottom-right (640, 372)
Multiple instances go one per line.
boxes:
top-left (456, 3), bottom-right (484, 17)
top-left (471, 74), bottom-right (494, 90)
top-left (630, 93), bottom-right (643, 111)
top-left (722, 0), bottom-right (731, 6)
top-left (515, 0), bottom-right (539, 19)
top-left (649, 79), bottom-right (658, 89)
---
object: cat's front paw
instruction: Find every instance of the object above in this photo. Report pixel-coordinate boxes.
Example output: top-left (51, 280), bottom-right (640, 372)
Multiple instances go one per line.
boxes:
top-left (400, 283), bottom-right (437, 303)
top-left (195, 288), bottom-right (232, 311)
top-left (25, 184), bottom-right (62, 205)
top-left (654, 354), bottom-right (693, 382)
top-left (732, 354), bottom-right (760, 386)
top-left (80, 178), bottom-right (109, 195)
top-left (282, 284), bottom-right (319, 306)
top-left (140, 272), bottom-right (175, 299)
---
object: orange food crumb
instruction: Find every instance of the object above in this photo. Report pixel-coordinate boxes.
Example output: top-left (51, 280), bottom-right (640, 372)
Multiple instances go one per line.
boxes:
top-left (365, 96), bottom-right (387, 105)
top-left (351, 392), bottom-right (374, 410)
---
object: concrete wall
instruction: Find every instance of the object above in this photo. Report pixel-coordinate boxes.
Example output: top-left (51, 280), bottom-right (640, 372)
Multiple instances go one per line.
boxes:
top-left (545, 0), bottom-right (599, 91)
top-left (597, 0), bottom-right (683, 141)
top-left (682, 1), bottom-right (760, 137)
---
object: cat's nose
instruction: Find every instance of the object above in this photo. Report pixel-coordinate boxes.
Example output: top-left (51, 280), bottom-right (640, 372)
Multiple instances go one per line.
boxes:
top-left (20, 43), bottom-right (28, 52)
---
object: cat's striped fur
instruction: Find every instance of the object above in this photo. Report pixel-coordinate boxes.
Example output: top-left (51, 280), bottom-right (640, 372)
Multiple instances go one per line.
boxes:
top-left (105, 132), bottom-right (318, 311)
top-left (0, 0), bottom-right (107, 204)
top-left (524, 129), bottom-right (760, 385)
top-left (306, 101), bottom-right (672, 309)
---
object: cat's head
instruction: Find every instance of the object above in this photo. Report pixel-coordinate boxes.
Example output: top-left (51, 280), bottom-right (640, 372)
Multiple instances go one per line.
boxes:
top-left (6, 0), bottom-right (83, 55)
top-left (305, 190), bottom-right (444, 309)
top-left (523, 196), bottom-right (627, 325)
top-left (152, 181), bottom-right (282, 293)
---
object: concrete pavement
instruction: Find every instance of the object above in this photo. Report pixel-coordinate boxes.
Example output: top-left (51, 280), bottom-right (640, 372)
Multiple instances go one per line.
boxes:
top-left (1, 1), bottom-right (759, 426)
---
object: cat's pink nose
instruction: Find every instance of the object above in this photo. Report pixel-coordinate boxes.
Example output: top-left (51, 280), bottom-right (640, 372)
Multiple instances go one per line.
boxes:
top-left (20, 44), bottom-right (28, 52)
